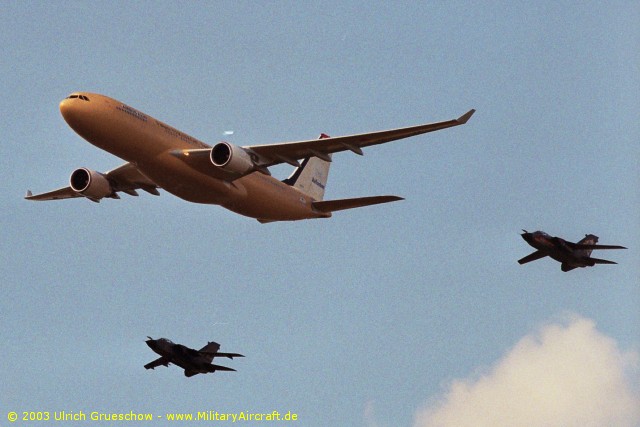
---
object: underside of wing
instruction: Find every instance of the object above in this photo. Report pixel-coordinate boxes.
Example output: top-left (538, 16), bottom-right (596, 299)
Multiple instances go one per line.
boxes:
top-left (25, 187), bottom-right (83, 201)
top-left (518, 250), bottom-right (548, 265)
top-left (26, 162), bottom-right (160, 203)
top-left (245, 109), bottom-right (475, 168)
top-left (144, 356), bottom-right (170, 370)
top-left (104, 163), bottom-right (160, 196)
top-left (312, 195), bottom-right (403, 214)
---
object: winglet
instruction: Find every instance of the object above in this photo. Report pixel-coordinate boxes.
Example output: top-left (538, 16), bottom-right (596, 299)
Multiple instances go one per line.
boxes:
top-left (25, 190), bottom-right (33, 199)
top-left (456, 109), bottom-right (475, 124)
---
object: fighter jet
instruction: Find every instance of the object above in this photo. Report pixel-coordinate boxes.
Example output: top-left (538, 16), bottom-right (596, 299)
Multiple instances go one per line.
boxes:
top-left (144, 337), bottom-right (243, 377)
top-left (518, 230), bottom-right (626, 272)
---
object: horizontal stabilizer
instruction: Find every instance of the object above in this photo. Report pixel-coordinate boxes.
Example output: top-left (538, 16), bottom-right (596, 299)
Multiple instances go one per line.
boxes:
top-left (588, 257), bottom-right (617, 265)
top-left (312, 195), bottom-right (403, 213)
top-left (208, 363), bottom-right (236, 372)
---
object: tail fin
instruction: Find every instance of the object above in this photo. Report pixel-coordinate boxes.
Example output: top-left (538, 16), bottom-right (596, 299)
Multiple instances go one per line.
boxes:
top-left (575, 234), bottom-right (598, 258)
top-left (282, 134), bottom-right (331, 201)
top-left (198, 341), bottom-right (221, 363)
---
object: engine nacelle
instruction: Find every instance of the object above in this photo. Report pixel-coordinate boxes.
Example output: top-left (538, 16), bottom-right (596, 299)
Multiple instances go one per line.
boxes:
top-left (69, 168), bottom-right (112, 200)
top-left (210, 142), bottom-right (255, 176)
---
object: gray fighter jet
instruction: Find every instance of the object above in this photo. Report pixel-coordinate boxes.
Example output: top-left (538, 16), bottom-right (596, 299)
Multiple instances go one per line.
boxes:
top-left (144, 337), bottom-right (243, 377)
top-left (518, 230), bottom-right (626, 272)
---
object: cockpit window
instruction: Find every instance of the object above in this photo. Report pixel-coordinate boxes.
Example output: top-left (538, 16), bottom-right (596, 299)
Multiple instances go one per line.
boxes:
top-left (65, 94), bottom-right (90, 101)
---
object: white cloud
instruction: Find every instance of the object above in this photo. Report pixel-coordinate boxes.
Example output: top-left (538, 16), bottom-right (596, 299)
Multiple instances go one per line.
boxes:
top-left (414, 314), bottom-right (640, 427)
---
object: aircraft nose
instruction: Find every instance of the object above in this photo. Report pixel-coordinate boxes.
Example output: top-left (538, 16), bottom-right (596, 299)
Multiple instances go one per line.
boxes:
top-left (59, 94), bottom-right (90, 125)
top-left (59, 98), bottom-right (70, 115)
top-left (59, 97), bottom-right (79, 124)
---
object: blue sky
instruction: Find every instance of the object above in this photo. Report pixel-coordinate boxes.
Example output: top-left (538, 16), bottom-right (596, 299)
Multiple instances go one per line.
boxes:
top-left (2, 2), bottom-right (638, 426)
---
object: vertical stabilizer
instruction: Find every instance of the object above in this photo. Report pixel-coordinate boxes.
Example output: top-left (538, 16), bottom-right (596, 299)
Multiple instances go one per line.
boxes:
top-left (282, 134), bottom-right (331, 201)
top-left (575, 234), bottom-right (598, 258)
top-left (199, 341), bottom-right (221, 363)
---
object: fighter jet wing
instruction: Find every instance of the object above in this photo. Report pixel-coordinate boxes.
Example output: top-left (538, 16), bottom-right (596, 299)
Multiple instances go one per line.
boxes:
top-left (571, 244), bottom-right (627, 250)
top-left (144, 356), bottom-right (170, 370)
top-left (244, 109), bottom-right (475, 168)
top-left (25, 162), bottom-right (160, 202)
top-left (214, 352), bottom-right (245, 360)
top-left (518, 250), bottom-right (548, 265)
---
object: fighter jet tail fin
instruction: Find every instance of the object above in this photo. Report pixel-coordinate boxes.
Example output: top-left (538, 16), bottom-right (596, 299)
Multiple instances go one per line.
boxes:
top-left (199, 341), bottom-right (221, 353)
top-left (573, 234), bottom-right (599, 258)
top-left (198, 341), bottom-right (222, 363)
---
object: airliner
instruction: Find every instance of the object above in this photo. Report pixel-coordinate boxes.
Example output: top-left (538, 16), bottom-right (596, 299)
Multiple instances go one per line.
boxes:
top-left (26, 92), bottom-right (474, 222)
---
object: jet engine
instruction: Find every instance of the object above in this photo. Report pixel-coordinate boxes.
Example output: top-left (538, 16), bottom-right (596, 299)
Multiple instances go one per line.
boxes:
top-left (69, 168), bottom-right (112, 200)
top-left (210, 142), bottom-right (256, 176)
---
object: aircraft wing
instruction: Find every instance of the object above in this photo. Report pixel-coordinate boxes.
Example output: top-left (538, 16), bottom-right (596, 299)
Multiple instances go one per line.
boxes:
top-left (25, 186), bottom-right (83, 201)
top-left (25, 163), bottom-right (160, 202)
top-left (571, 244), bottom-right (627, 250)
top-left (245, 109), bottom-right (475, 168)
top-left (518, 250), bottom-right (548, 265)
top-left (144, 356), bottom-right (170, 370)
top-left (214, 352), bottom-right (245, 360)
